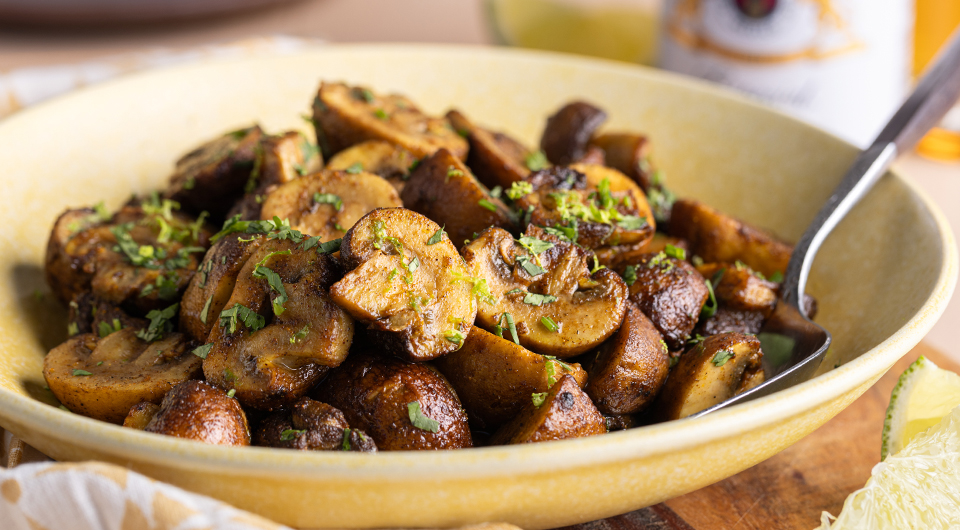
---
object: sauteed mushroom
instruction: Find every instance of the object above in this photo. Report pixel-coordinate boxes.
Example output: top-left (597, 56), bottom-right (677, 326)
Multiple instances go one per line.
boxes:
top-left (324, 140), bottom-right (417, 193)
top-left (124, 380), bottom-right (250, 446)
top-left (255, 397), bottom-right (376, 452)
top-left (490, 374), bottom-right (607, 445)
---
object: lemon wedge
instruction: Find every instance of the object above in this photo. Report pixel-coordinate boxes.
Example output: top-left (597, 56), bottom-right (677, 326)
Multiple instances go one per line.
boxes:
top-left (881, 356), bottom-right (960, 460)
top-left (486, 0), bottom-right (660, 65)
top-left (818, 405), bottom-right (960, 529)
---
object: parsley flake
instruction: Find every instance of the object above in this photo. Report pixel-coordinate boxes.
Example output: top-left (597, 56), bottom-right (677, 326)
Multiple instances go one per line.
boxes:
top-left (525, 151), bottom-right (548, 171)
top-left (478, 199), bottom-right (497, 212)
top-left (314, 192), bottom-right (344, 211)
top-left (540, 316), bottom-right (559, 332)
top-left (523, 293), bottom-right (557, 306)
top-left (427, 226), bottom-right (446, 245)
top-left (517, 236), bottom-right (553, 255)
top-left (712, 350), bottom-right (734, 367)
top-left (72, 369), bottom-right (93, 377)
top-left (622, 265), bottom-right (637, 286)
top-left (532, 392), bottom-right (548, 407)
top-left (516, 255), bottom-right (545, 277)
top-left (280, 429), bottom-right (305, 441)
top-left (136, 303), bottom-right (179, 342)
top-left (97, 319), bottom-right (122, 338)
top-left (407, 401), bottom-right (440, 433)
top-left (290, 324), bottom-right (310, 344)
top-left (200, 294), bottom-right (213, 324)
top-left (192, 343), bottom-right (212, 359)
top-left (219, 303), bottom-right (265, 334)
top-left (665, 244), bottom-right (686, 260)
top-left (505, 181), bottom-right (534, 200)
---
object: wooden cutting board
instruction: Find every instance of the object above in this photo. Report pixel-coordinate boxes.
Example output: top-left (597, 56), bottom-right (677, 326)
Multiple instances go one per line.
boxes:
top-left (562, 342), bottom-right (957, 530)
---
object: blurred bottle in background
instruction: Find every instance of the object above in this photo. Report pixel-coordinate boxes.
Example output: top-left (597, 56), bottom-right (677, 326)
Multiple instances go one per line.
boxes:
top-left (486, 0), bottom-right (662, 65)
top-left (658, 0), bottom-right (913, 147)
top-left (914, 0), bottom-right (960, 162)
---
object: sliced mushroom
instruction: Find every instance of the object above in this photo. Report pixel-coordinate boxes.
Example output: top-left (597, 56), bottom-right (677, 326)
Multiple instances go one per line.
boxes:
top-left (461, 226), bottom-right (628, 358)
top-left (588, 133), bottom-right (655, 192)
top-left (324, 140), bottom-right (417, 193)
top-left (228, 131), bottom-right (322, 221)
top-left (44, 327), bottom-right (202, 423)
top-left (315, 352), bottom-right (472, 450)
top-left (311, 82), bottom-right (467, 160)
top-left (584, 302), bottom-right (670, 415)
top-left (618, 252), bottom-right (709, 350)
top-left (668, 198), bottom-right (792, 278)
top-left (400, 148), bottom-right (515, 248)
top-left (446, 109), bottom-right (533, 190)
top-left (133, 380), bottom-right (250, 446)
top-left (203, 238), bottom-right (354, 410)
top-left (594, 234), bottom-right (689, 271)
top-left (540, 101), bottom-right (607, 165)
top-left (433, 326), bottom-right (588, 430)
top-left (654, 332), bottom-right (764, 420)
top-left (489, 374), bottom-right (607, 445)
top-left (254, 397), bottom-right (376, 452)
top-left (123, 401), bottom-right (160, 430)
top-left (260, 169), bottom-right (402, 243)
top-left (45, 202), bottom-right (211, 315)
top-left (330, 208), bottom-right (477, 362)
top-left (696, 262), bottom-right (778, 315)
top-left (516, 166), bottom-right (654, 249)
top-left (179, 234), bottom-right (264, 343)
top-left (165, 126), bottom-right (263, 217)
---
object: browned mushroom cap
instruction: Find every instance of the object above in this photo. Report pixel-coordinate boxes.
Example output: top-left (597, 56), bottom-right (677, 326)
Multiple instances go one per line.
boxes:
top-left (123, 401), bottom-right (160, 430)
top-left (325, 140), bottom-right (418, 193)
top-left (165, 125), bottom-right (263, 217)
top-left (696, 262), bottom-right (778, 315)
top-left (330, 208), bottom-right (477, 362)
top-left (489, 375), bottom-right (607, 445)
top-left (228, 131), bottom-right (322, 221)
top-left (695, 307), bottom-right (766, 336)
top-left (315, 352), bottom-right (472, 451)
top-left (516, 165), bottom-right (654, 250)
top-left (203, 238), bottom-right (354, 410)
top-left (433, 326), bottom-right (588, 431)
top-left (588, 133), bottom-right (655, 192)
top-left (311, 82), bottom-right (467, 160)
top-left (400, 148), bottom-right (515, 248)
top-left (540, 101), bottom-right (607, 166)
top-left (461, 226), bottom-right (628, 358)
top-left (254, 397), bottom-right (377, 452)
top-left (259, 169), bottom-right (403, 243)
top-left (446, 109), bottom-right (534, 190)
top-left (619, 252), bottom-right (709, 350)
top-left (668, 198), bottom-right (792, 279)
top-left (45, 202), bottom-right (212, 315)
top-left (584, 302), bottom-right (670, 415)
top-left (179, 234), bottom-right (264, 343)
top-left (654, 332), bottom-right (764, 420)
top-left (44, 328), bottom-right (202, 424)
top-left (139, 380), bottom-right (250, 446)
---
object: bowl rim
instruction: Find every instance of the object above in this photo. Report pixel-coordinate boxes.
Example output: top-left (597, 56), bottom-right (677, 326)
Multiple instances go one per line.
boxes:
top-left (0, 43), bottom-right (956, 479)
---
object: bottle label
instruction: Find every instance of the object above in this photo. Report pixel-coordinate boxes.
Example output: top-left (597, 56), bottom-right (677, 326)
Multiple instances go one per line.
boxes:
top-left (660, 0), bottom-right (912, 146)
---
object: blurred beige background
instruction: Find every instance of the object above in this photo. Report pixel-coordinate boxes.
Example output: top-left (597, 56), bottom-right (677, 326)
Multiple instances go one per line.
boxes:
top-left (0, 0), bottom-right (958, 360)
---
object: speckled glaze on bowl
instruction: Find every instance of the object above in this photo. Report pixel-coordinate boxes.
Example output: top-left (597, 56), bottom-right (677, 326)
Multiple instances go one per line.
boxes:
top-left (0, 45), bottom-right (954, 529)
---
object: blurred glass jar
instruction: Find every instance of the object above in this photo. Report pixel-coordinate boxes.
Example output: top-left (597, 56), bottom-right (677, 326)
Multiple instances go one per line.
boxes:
top-left (914, 0), bottom-right (960, 162)
top-left (486, 0), bottom-right (663, 65)
top-left (658, 0), bottom-right (914, 147)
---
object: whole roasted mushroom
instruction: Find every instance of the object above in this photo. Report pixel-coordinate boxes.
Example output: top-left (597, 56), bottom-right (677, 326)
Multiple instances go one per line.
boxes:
top-left (540, 101), bottom-right (607, 165)
top-left (124, 380), bottom-right (250, 446)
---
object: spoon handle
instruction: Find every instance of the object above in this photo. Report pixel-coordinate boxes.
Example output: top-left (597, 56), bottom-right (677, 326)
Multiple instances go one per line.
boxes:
top-left (782, 27), bottom-right (960, 312)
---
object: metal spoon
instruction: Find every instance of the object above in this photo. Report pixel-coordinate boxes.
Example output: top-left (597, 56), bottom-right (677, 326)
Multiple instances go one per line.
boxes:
top-left (692, 28), bottom-right (960, 418)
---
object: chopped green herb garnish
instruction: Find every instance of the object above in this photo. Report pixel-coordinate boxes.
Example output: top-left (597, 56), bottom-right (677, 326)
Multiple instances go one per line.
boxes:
top-left (226, 389), bottom-right (236, 398)
top-left (313, 192), bottom-right (343, 211)
top-left (290, 324), bottom-right (310, 344)
top-left (622, 265), bottom-right (637, 286)
top-left (317, 238), bottom-right (342, 254)
top-left (532, 392), bottom-right (548, 407)
top-left (542, 222), bottom-right (578, 243)
top-left (344, 162), bottom-right (363, 174)
top-left (540, 316), bottom-right (559, 332)
top-left (342, 428), bottom-right (352, 451)
top-left (712, 350), bottom-right (734, 367)
top-left (72, 369), bottom-right (93, 376)
top-left (769, 271), bottom-right (784, 283)
top-left (67, 322), bottom-right (79, 336)
top-left (516, 255), bottom-right (545, 277)
top-left (478, 199), bottom-right (497, 212)
top-left (451, 271), bottom-right (496, 305)
top-left (358, 88), bottom-right (375, 103)
top-left (665, 244), bottom-right (686, 260)
top-left (590, 255), bottom-right (606, 274)
top-left (219, 303), bottom-right (265, 334)
top-left (97, 318), bottom-right (122, 338)
top-left (407, 401), bottom-right (440, 433)
top-left (525, 150), bottom-right (548, 171)
top-left (200, 294), bottom-right (213, 324)
top-left (192, 343), bottom-right (212, 359)
top-left (427, 226), bottom-right (446, 245)
top-left (136, 303), bottom-right (179, 342)
top-left (374, 108), bottom-right (389, 120)
top-left (446, 166), bottom-right (464, 179)
top-left (505, 181), bottom-right (534, 200)
top-left (252, 251), bottom-right (292, 316)
top-left (443, 329), bottom-right (466, 347)
top-left (517, 236), bottom-right (553, 255)
top-left (280, 429), bottom-right (305, 441)
top-left (523, 293), bottom-right (557, 306)
top-left (489, 186), bottom-right (503, 199)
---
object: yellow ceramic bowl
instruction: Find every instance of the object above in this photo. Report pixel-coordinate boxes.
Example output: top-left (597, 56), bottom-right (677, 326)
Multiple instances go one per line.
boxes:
top-left (0, 45), bottom-right (954, 529)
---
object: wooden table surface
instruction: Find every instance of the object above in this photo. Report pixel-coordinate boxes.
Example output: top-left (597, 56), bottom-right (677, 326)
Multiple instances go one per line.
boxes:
top-left (561, 341), bottom-right (955, 530)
